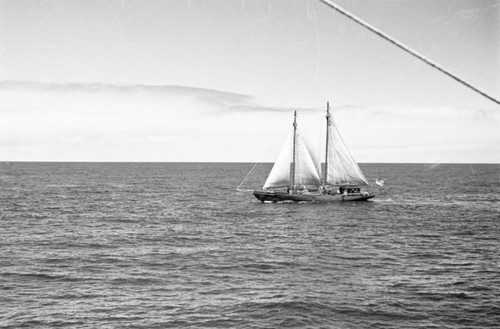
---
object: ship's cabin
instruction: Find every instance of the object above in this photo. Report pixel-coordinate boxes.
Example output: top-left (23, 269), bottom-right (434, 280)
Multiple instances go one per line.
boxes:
top-left (338, 185), bottom-right (361, 194)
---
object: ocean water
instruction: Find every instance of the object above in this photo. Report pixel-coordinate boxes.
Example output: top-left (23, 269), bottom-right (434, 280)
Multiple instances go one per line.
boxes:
top-left (0, 162), bottom-right (499, 328)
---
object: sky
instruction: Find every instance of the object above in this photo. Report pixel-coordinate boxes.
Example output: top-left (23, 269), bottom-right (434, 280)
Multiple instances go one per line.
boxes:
top-left (0, 0), bottom-right (499, 163)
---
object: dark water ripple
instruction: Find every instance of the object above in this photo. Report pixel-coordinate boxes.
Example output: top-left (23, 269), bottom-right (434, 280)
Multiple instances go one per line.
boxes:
top-left (0, 162), bottom-right (499, 328)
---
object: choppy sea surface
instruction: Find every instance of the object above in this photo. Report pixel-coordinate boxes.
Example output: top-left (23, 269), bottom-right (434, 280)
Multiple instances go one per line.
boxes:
top-left (0, 162), bottom-right (499, 328)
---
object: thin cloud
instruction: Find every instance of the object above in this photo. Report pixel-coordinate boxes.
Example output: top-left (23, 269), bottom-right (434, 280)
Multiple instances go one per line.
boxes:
top-left (0, 81), bottom-right (498, 162)
top-left (223, 104), bottom-right (316, 114)
top-left (0, 81), bottom-right (302, 161)
top-left (0, 80), bottom-right (311, 115)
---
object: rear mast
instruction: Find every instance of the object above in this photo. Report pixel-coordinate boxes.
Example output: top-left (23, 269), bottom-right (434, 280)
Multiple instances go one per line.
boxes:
top-left (324, 102), bottom-right (331, 186)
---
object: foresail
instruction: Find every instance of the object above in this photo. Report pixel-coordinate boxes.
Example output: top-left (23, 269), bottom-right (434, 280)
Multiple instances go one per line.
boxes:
top-left (263, 130), bottom-right (322, 190)
top-left (263, 132), bottom-right (293, 189)
top-left (295, 133), bottom-right (322, 187)
top-left (325, 119), bottom-right (369, 186)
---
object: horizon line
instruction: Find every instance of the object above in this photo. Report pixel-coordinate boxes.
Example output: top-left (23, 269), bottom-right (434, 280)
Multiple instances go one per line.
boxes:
top-left (1, 161), bottom-right (498, 165)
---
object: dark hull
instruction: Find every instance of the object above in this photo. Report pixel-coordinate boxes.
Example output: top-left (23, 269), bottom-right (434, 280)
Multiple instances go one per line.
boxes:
top-left (253, 190), bottom-right (375, 203)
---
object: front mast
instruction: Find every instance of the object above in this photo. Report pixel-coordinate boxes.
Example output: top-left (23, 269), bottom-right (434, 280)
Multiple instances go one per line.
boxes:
top-left (290, 111), bottom-right (298, 193)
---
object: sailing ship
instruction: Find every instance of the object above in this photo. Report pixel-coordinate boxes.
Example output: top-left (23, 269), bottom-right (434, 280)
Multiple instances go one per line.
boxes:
top-left (253, 102), bottom-right (375, 202)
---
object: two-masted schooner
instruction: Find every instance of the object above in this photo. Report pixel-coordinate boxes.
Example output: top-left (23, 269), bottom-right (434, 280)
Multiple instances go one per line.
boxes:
top-left (253, 102), bottom-right (375, 202)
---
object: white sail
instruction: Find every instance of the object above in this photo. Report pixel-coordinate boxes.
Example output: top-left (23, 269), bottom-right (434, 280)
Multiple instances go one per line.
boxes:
top-left (324, 117), bottom-right (369, 186)
top-left (295, 132), bottom-right (322, 188)
top-left (263, 130), bottom-right (321, 190)
top-left (263, 132), bottom-right (293, 189)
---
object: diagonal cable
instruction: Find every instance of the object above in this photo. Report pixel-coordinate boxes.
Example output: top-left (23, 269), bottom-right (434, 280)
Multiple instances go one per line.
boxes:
top-left (319, 0), bottom-right (500, 106)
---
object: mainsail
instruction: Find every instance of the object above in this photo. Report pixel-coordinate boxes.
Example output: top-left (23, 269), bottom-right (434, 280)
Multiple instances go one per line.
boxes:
top-left (324, 114), bottom-right (369, 186)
